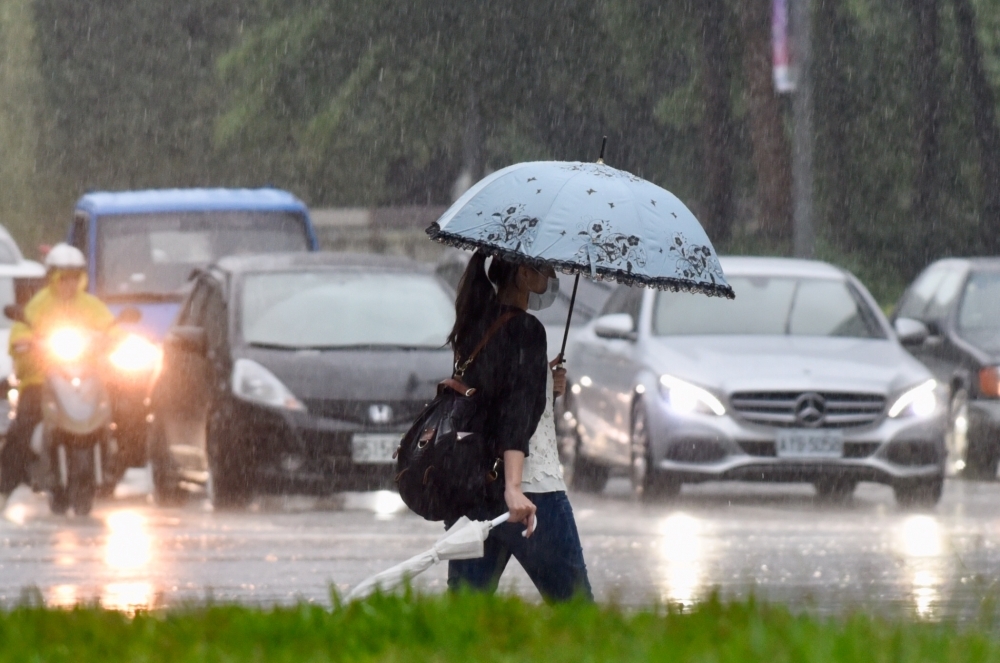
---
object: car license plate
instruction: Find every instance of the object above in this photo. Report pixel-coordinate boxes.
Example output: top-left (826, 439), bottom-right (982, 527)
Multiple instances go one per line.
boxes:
top-left (775, 430), bottom-right (844, 458)
top-left (352, 434), bottom-right (400, 464)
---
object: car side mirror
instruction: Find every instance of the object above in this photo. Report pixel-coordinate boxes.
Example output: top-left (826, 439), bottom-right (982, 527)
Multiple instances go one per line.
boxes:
top-left (115, 307), bottom-right (142, 324)
top-left (167, 326), bottom-right (207, 354)
top-left (594, 313), bottom-right (637, 341)
top-left (894, 317), bottom-right (929, 346)
top-left (3, 305), bottom-right (24, 323)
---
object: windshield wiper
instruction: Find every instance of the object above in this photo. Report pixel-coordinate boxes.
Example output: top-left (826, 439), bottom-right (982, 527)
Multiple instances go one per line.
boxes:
top-left (248, 342), bottom-right (443, 351)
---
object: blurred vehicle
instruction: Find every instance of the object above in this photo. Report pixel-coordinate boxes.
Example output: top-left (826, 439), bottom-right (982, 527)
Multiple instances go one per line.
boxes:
top-left (64, 188), bottom-right (319, 482)
top-left (4, 305), bottom-right (141, 515)
top-left (0, 260), bottom-right (46, 432)
top-left (564, 257), bottom-right (947, 506)
top-left (149, 252), bottom-right (454, 507)
top-left (892, 258), bottom-right (1000, 479)
top-left (0, 224), bottom-right (25, 265)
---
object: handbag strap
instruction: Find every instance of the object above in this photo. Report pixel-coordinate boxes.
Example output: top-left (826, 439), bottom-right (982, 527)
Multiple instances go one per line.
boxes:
top-left (454, 310), bottom-right (521, 378)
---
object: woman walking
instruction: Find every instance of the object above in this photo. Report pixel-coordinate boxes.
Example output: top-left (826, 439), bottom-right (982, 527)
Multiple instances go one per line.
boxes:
top-left (445, 251), bottom-right (592, 602)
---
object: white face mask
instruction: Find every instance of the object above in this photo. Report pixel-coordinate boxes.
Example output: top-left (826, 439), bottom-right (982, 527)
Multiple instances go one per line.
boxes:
top-left (528, 275), bottom-right (560, 311)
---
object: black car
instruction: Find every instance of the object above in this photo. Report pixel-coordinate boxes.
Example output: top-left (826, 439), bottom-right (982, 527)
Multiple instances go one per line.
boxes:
top-left (149, 252), bottom-right (455, 507)
top-left (893, 258), bottom-right (1000, 478)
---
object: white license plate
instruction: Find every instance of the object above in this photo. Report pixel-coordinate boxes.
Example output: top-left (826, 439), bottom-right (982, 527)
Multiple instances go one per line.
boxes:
top-left (351, 434), bottom-right (400, 464)
top-left (775, 430), bottom-right (844, 458)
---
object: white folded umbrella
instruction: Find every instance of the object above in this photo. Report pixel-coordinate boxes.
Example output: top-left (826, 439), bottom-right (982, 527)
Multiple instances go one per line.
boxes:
top-left (346, 512), bottom-right (534, 601)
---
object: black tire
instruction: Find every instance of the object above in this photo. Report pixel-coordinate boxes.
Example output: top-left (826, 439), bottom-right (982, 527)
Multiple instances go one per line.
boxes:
top-left (894, 478), bottom-right (944, 508)
top-left (48, 488), bottom-right (69, 515)
top-left (962, 390), bottom-right (1000, 478)
top-left (148, 419), bottom-right (187, 506)
top-left (630, 401), bottom-right (680, 501)
top-left (569, 435), bottom-right (610, 494)
top-left (946, 389), bottom-right (970, 477)
top-left (68, 448), bottom-right (96, 516)
top-left (813, 477), bottom-right (857, 504)
top-left (206, 407), bottom-right (251, 509)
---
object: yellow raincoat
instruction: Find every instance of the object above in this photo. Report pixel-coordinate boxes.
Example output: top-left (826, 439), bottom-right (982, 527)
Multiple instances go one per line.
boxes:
top-left (9, 274), bottom-right (116, 387)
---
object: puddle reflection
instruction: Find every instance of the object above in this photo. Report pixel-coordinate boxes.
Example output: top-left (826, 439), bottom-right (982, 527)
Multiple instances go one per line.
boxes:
top-left (657, 512), bottom-right (708, 607)
top-left (897, 515), bottom-right (948, 618)
top-left (105, 511), bottom-right (152, 570)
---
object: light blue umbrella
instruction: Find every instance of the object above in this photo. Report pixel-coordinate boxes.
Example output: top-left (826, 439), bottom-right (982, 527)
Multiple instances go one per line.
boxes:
top-left (427, 156), bottom-right (733, 357)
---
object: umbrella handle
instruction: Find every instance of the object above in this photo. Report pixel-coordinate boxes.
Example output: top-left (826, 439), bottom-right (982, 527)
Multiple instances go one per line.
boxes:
top-left (490, 511), bottom-right (539, 537)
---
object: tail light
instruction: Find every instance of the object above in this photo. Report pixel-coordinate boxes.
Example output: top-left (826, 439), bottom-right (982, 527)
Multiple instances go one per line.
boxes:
top-left (979, 367), bottom-right (1000, 398)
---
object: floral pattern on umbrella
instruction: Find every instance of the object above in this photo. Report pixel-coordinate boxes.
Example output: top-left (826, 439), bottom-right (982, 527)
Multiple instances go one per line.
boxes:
top-left (477, 203), bottom-right (540, 251)
top-left (575, 220), bottom-right (647, 274)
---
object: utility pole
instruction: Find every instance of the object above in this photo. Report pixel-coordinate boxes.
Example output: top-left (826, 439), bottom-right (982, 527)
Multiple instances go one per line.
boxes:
top-left (791, 0), bottom-right (815, 258)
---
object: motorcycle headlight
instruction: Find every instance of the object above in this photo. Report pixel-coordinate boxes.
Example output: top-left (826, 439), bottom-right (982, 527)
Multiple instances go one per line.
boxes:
top-left (232, 358), bottom-right (305, 412)
top-left (47, 328), bottom-right (88, 363)
top-left (888, 380), bottom-right (938, 418)
top-left (659, 374), bottom-right (726, 416)
top-left (109, 334), bottom-right (163, 373)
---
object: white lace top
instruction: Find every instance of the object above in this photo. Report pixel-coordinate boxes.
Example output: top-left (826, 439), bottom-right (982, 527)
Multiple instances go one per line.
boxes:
top-left (521, 370), bottom-right (567, 494)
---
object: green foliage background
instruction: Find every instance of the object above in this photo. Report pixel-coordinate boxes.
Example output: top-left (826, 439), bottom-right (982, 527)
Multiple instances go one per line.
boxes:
top-left (1, 0), bottom-right (1000, 299)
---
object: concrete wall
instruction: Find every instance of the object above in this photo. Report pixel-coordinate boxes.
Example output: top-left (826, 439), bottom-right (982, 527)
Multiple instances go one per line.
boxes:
top-left (311, 205), bottom-right (452, 262)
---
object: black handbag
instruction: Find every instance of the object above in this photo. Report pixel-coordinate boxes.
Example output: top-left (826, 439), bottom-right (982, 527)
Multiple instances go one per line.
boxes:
top-left (394, 311), bottom-right (520, 521)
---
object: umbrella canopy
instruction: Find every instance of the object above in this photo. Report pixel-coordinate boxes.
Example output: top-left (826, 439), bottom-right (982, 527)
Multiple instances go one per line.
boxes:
top-left (346, 513), bottom-right (512, 601)
top-left (427, 161), bottom-right (734, 299)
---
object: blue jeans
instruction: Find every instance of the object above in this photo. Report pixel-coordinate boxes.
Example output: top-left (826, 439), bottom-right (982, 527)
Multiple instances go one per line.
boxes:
top-left (447, 491), bottom-right (593, 602)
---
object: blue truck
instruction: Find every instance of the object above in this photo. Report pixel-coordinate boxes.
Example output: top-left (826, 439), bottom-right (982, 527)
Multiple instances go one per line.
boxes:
top-left (66, 188), bottom-right (319, 480)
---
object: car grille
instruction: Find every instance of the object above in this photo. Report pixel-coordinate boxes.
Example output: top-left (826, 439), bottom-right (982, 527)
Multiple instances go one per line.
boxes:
top-left (729, 391), bottom-right (886, 429)
top-left (300, 399), bottom-right (428, 426)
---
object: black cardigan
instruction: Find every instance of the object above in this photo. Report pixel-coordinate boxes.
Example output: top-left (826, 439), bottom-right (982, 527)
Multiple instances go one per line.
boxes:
top-left (453, 306), bottom-right (548, 458)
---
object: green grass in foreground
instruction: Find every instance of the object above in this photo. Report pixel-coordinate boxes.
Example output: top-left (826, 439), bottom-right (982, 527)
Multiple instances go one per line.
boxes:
top-left (2, 593), bottom-right (1000, 662)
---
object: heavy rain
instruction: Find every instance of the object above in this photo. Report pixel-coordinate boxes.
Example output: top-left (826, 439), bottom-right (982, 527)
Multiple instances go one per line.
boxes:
top-left (2, 0), bottom-right (1000, 651)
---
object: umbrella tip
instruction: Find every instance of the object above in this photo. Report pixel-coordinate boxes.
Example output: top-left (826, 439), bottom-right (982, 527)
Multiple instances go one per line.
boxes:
top-left (597, 136), bottom-right (607, 164)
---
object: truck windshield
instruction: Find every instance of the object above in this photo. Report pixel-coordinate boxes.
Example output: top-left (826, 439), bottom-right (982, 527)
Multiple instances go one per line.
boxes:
top-left (96, 211), bottom-right (310, 300)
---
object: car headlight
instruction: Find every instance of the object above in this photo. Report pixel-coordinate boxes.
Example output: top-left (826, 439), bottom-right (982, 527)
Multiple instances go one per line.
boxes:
top-left (888, 379), bottom-right (938, 418)
top-left (659, 374), bottom-right (726, 416)
top-left (232, 358), bottom-right (305, 411)
top-left (47, 328), bottom-right (88, 363)
top-left (109, 334), bottom-right (163, 373)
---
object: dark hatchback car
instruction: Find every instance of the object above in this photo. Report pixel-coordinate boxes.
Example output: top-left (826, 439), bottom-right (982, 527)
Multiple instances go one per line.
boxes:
top-left (893, 258), bottom-right (1000, 478)
top-left (149, 253), bottom-right (455, 507)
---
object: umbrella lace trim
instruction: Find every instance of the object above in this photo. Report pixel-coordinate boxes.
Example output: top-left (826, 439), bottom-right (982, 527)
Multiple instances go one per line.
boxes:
top-left (427, 223), bottom-right (736, 299)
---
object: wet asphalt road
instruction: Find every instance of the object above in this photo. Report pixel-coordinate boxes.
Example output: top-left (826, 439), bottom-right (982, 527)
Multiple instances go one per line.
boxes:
top-left (3, 473), bottom-right (1000, 620)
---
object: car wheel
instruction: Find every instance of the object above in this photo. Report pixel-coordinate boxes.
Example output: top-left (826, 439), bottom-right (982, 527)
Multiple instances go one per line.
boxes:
top-left (813, 477), bottom-right (857, 503)
top-left (48, 487), bottom-right (69, 515)
top-left (568, 431), bottom-right (610, 494)
top-left (630, 401), bottom-right (680, 501)
top-left (206, 408), bottom-right (251, 509)
top-left (957, 389), bottom-right (1000, 480)
top-left (893, 478), bottom-right (944, 508)
top-left (148, 418), bottom-right (187, 506)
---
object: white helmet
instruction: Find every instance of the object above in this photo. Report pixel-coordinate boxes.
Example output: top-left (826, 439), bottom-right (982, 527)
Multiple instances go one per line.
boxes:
top-left (45, 243), bottom-right (86, 271)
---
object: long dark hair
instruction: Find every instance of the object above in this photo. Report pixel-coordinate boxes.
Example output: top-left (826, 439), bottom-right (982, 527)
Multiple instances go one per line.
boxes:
top-left (447, 251), bottom-right (518, 353)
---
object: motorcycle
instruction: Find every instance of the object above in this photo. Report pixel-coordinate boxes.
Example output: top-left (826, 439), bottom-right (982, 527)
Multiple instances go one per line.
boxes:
top-left (4, 306), bottom-right (147, 515)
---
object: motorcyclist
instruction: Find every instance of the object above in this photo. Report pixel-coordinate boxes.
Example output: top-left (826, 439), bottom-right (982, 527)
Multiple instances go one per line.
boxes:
top-left (0, 244), bottom-right (116, 512)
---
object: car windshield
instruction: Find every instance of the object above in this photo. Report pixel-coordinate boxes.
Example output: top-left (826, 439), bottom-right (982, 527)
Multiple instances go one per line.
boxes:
top-left (96, 211), bottom-right (310, 300)
top-left (957, 270), bottom-right (1000, 349)
top-left (653, 276), bottom-right (885, 338)
top-left (240, 270), bottom-right (455, 349)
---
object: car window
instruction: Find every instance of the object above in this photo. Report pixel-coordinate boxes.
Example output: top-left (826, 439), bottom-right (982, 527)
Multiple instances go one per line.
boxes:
top-left (0, 277), bottom-right (17, 329)
top-left (240, 271), bottom-right (455, 349)
top-left (96, 211), bottom-right (310, 299)
top-left (897, 264), bottom-right (950, 320)
top-left (600, 285), bottom-right (634, 317)
top-left (924, 269), bottom-right (965, 321)
top-left (652, 276), bottom-right (885, 338)
top-left (178, 280), bottom-right (212, 327)
top-left (958, 270), bottom-right (1000, 336)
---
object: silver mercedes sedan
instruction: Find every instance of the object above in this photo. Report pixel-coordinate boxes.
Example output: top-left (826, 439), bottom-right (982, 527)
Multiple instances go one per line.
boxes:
top-left (563, 257), bottom-right (947, 506)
